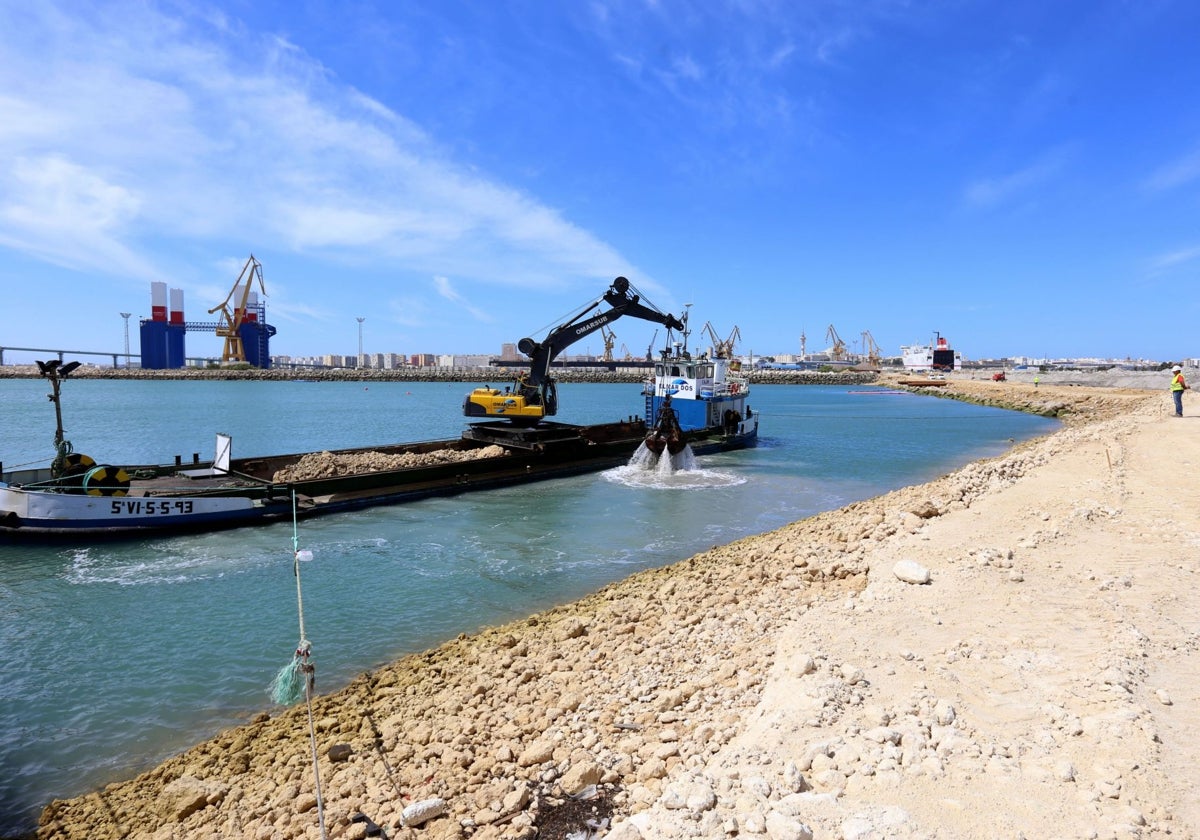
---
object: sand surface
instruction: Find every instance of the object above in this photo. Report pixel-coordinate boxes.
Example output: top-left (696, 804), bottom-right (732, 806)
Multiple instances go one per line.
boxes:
top-left (33, 379), bottom-right (1200, 840)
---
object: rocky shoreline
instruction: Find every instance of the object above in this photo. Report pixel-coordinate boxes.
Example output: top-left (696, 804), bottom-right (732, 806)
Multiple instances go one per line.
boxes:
top-left (30, 377), bottom-right (1199, 840)
top-left (0, 364), bottom-right (874, 387)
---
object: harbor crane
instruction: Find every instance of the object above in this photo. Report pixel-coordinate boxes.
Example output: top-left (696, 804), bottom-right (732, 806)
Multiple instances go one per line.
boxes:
top-left (860, 330), bottom-right (883, 366)
top-left (645, 329), bottom-right (659, 362)
top-left (601, 326), bottom-right (617, 362)
top-left (825, 324), bottom-right (847, 361)
top-left (702, 322), bottom-right (742, 359)
top-left (208, 255), bottom-right (266, 364)
top-left (620, 343), bottom-right (633, 361)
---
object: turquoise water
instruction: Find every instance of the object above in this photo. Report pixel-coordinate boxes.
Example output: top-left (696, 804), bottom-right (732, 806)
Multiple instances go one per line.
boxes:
top-left (0, 379), bottom-right (1058, 834)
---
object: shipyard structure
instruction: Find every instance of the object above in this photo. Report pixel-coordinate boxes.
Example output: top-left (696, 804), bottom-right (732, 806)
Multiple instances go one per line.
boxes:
top-left (140, 257), bottom-right (276, 369)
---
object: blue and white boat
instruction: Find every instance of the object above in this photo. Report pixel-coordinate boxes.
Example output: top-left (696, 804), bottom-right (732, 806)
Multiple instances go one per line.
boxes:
top-left (643, 346), bottom-right (758, 456)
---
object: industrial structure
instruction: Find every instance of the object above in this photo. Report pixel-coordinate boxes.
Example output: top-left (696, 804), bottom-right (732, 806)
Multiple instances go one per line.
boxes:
top-left (208, 256), bottom-right (271, 365)
top-left (702, 322), bottom-right (742, 359)
top-left (825, 324), bottom-right (847, 361)
top-left (140, 256), bottom-right (276, 369)
top-left (860, 330), bottom-right (883, 366)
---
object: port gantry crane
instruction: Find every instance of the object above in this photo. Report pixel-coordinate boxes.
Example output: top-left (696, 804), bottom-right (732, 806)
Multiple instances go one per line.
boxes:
top-left (645, 329), bottom-right (659, 362)
top-left (208, 255), bottom-right (267, 364)
top-left (860, 330), bottom-right (883, 366)
top-left (600, 326), bottom-right (617, 362)
top-left (825, 324), bottom-right (847, 361)
top-left (702, 322), bottom-right (742, 359)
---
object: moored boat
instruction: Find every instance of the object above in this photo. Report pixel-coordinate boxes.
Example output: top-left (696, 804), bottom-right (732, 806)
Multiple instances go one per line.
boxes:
top-left (643, 348), bottom-right (757, 456)
top-left (901, 332), bottom-right (962, 372)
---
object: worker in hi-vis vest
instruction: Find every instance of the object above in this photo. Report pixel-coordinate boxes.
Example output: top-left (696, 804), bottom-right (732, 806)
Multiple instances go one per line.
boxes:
top-left (1170, 365), bottom-right (1189, 417)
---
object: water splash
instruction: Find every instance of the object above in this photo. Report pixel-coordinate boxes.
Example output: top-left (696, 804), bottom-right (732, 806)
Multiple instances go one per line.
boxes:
top-left (606, 443), bottom-right (746, 490)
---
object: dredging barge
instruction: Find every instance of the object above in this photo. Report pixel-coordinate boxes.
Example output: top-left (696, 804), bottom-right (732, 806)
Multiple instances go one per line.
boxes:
top-left (1, 279), bottom-right (758, 539)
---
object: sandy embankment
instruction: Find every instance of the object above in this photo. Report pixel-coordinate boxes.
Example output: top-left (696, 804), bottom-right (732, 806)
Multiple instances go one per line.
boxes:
top-left (34, 379), bottom-right (1200, 840)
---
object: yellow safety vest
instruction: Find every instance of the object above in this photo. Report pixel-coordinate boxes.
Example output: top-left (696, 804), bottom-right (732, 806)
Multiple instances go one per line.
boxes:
top-left (1171, 373), bottom-right (1185, 392)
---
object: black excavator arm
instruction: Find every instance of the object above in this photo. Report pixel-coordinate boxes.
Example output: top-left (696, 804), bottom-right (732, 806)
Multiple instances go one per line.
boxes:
top-left (464, 276), bottom-right (684, 423)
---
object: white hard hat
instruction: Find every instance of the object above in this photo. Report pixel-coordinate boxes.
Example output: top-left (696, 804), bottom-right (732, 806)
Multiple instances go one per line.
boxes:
top-left (1172, 365), bottom-right (1182, 372)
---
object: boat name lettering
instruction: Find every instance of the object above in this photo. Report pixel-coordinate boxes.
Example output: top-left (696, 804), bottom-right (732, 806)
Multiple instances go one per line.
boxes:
top-left (110, 500), bottom-right (195, 515)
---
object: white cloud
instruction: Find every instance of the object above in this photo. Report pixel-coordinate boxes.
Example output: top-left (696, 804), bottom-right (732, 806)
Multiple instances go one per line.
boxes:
top-left (0, 2), bottom-right (634, 295)
top-left (1146, 244), bottom-right (1200, 275)
top-left (0, 154), bottom-right (158, 279)
top-left (963, 151), bottom-right (1066, 209)
top-left (1143, 147), bottom-right (1200, 193)
top-left (433, 275), bottom-right (493, 323)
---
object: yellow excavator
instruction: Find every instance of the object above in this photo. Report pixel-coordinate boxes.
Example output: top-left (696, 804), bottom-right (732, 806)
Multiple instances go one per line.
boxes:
top-left (463, 276), bottom-right (684, 425)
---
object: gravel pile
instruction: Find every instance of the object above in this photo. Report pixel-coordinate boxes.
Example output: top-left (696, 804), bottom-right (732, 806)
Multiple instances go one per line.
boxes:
top-left (272, 445), bottom-right (509, 483)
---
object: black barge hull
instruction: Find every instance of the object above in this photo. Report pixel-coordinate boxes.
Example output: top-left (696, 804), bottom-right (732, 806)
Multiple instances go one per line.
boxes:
top-left (0, 419), bottom-right (756, 540)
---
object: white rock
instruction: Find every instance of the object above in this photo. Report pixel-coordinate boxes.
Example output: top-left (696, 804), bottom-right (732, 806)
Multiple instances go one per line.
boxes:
top-left (811, 769), bottom-right (847, 792)
top-left (893, 560), bottom-right (931, 584)
top-left (604, 820), bottom-right (644, 840)
top-left (764, 811), bottom-right (814, 840)
top-left (742, 810), bottom-right (768, 833)
top-left (862, 726), bottom-right (901, 745)
top-left (401, 797), bottom-right (447, 826)
top-left (660, 785), bottom-right (688, 810)
top-left (744, 776), bottom-right (772, 799)
top-left (841, 806), bottom-right (912, 840)
top-left (686, 782), bottom-right (718, 812)
top-left (782, 762), bottom-right (806, 793)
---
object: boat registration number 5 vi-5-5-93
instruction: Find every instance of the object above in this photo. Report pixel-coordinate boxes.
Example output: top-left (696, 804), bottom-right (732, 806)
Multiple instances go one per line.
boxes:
top-left (110, 500), bottom-right (196, 515)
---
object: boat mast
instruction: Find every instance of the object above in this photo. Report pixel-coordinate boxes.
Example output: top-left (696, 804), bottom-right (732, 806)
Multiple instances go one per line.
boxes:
top-left (37, 359), bottom-right (82, 474)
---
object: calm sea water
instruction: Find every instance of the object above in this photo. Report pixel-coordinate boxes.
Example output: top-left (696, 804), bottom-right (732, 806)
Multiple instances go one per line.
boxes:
top-left (0, 379), bottom-right (1059, 833)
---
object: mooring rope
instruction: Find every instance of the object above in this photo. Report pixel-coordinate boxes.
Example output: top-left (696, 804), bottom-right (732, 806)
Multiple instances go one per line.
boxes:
top-left (268, 492), bottom-right (328, 840)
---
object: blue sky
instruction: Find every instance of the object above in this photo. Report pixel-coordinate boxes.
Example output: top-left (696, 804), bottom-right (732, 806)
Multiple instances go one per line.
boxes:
top-left (1, 0), bottom-right (1198, 365)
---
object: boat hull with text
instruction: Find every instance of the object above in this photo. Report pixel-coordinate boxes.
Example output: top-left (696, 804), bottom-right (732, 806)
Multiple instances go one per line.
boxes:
top-left (1, 415), bottom-right (756, 539)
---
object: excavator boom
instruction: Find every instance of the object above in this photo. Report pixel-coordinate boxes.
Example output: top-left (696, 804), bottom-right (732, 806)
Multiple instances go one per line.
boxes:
top-left (464, 276), bottom-right (684, 424)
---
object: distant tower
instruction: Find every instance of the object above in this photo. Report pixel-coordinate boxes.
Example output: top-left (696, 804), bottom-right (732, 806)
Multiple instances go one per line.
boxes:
top-left (120, 312), bottom-right (132, 367)
top-left (356, 317), bottom-right (365, 368)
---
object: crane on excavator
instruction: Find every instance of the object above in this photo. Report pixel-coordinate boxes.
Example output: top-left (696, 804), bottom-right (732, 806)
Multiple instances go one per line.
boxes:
top-left (702, 322), bottom-right (742, 359)
top-left (209, 255), bottom-right (267, 364)
top-left (825, 324), bottom-right (847, 361)
top-left (463, 277), bottom-right (684, 424)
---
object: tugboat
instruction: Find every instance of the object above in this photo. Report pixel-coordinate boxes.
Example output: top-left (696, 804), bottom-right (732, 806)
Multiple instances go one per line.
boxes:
top-left (641, 329), bottom-right (758, 457)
